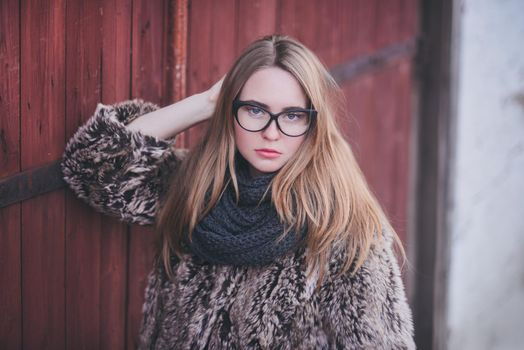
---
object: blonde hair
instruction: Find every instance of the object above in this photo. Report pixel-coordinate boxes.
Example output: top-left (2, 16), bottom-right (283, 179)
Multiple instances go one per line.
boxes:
top-left (156, 34), bottom-right (406, 290)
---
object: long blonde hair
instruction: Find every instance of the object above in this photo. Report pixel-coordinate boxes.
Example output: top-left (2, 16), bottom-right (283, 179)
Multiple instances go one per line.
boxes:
top-left (155, 34), bottom-right (406, 289)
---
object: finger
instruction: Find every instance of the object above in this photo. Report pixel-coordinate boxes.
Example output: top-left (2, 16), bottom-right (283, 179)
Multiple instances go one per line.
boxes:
top-left (209, 76), bottom-right (224, 102)
top-left (214, 75), bottom-right (225, 88)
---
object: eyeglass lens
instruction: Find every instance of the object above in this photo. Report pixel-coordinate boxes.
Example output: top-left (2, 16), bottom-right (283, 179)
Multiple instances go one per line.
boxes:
top-left (236, 105), bottom-right (311, 136)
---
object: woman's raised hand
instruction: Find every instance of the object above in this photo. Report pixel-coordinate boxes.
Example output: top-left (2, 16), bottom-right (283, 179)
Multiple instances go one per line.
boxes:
top-left (201, 76), bottom-right (225, 120)
top-left (207, 76), bottom-right (224, 103)
top-left (125, 76), bottom-right (225, 140)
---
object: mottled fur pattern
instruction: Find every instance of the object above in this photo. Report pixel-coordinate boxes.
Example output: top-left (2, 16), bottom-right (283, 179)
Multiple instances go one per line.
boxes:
top-left (61, 99), bottom-right (415, 349)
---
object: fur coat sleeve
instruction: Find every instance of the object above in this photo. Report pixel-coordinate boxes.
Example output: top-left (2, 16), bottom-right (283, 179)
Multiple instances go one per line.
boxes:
top-left (60, 99), bottom-right (187, 226)
top-left (319, 228), bottom-right (416, 349)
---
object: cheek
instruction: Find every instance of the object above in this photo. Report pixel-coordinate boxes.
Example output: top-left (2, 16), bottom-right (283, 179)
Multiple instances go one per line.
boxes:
top-left (284, 136), bottom-right (306, 158)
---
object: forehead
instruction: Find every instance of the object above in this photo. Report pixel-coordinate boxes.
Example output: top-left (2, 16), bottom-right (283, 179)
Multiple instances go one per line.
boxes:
top-left (239, 67), bottom-right (308, 110)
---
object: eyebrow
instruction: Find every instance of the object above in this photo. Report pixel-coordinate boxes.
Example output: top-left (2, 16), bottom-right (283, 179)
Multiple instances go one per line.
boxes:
top-left (242, 99), bottom-right (307, 111)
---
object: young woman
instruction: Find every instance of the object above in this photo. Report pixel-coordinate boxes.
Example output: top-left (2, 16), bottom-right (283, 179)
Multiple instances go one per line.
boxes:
top-left (61, 35), bottom-right (415, 349)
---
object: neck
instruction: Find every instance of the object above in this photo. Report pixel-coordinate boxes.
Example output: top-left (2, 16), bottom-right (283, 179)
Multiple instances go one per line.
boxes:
top-left (249, 166), bottom-right (264, 178)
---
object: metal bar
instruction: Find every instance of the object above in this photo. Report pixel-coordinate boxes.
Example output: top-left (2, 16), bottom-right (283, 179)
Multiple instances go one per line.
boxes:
top-left (0, 160), bottom-right (64, 208)
top-left (330, 38), bottom-right (417, 84)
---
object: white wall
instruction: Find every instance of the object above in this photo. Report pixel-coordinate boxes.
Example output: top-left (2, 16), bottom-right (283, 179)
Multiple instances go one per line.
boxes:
top-left (447, 0), bottom-right (524, 349)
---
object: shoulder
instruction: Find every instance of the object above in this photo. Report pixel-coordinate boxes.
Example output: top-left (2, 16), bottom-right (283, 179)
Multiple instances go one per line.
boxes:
top-left (324, 228), bottom-right (396, 280)
top-left (321, 228), bottom-right (408, 309)
top-left (317, 229), bottom-right (415, 349)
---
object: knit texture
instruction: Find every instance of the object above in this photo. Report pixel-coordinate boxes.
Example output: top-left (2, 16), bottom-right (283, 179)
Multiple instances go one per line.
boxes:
top-left (187, 155), bottom-right (307, 266)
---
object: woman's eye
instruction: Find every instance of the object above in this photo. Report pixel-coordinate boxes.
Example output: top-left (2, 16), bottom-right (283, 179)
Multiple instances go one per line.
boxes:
top-left (247, 107), bottom-right (264, 116)
top-left (285, 112), bottom-right (304, 121)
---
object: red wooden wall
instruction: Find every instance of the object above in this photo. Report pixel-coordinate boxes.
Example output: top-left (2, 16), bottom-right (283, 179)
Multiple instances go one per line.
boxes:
top-left (0, 0), bottom-right (419, 348)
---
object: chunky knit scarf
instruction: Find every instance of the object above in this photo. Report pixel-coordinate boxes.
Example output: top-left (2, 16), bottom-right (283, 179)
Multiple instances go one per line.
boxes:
top-left (185, 156), bottom-right (307, 267)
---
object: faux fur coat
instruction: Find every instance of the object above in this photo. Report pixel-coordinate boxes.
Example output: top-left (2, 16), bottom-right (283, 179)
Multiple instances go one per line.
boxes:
top-left (60, 99), bottom-right (416, 349)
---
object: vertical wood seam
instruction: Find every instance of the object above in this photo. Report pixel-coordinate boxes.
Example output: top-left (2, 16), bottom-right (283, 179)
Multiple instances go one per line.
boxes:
top-left (63, 0), bottom-right (68, 346)
top-left (128, 0), bottom-right (134, 101)
top-left (18, 0), bottom-right (23, 347)
top-left (124, 0), bottom-right (135, 347)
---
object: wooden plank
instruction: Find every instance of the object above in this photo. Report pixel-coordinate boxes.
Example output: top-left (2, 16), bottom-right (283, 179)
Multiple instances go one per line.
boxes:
top-left (20, 1), bottom-right (66, 349)
top-left (101, 0), bottom-right (133, 104)
top-left (340, 58), bottom-right (414, 243)
top-left (126, 227), bottom-right (157, 350)
top-left (352, 0), bottom-right (377, 56)
top-left (185, 0), bottom-right (212, 146)
top-left (127, 0), bottom-right (171, 347)
top-left (276, 0), bottom-right (297, 36)
top-left (98, 219), bottom-right (128, 350)
top-left (0, 206), bottom-right (21, 349)
top-left (373, 60), bottom-right (411, 241)
top-left (280, 0), bottom-right (415, 71)
top-left (235, 0), bottom-right (277, 54)
top-left (0, 2), bottom-right (21, 348)
top-left (375, 0), bottom-right (401, 49)
top-left (21, 193), bottom-right (66, 349)
top-left (186, 0), bottom-right (212, 93)
top-left (64, 1), bottom-right (103, 348)
top-left (345, 0), bottom-right (357, 61)
top-left (207, 0), bottom-right (236, 89)
top-left (99, 1), bottom-right (133, 348)
top-left (278, 0), bottom-right (335, 65)
top-left (309, 0), bottom-right (340, 67)
top-left (390, 59), bottom-right (413, 244)
top-left (400, 0), bottom-right (420, 40)
top-left (286, 0), bottom-right (316, 50)
top-left (126, 230), bottom-right (157, 348)
top-left (64, 0), bottom-right (133, 348)
top-left (130, 0), bottom-right (169, 105)
top-left (278, 0), bottom-right (352, 60)
top-left (0, 2), bottom-right (20, 178)
top-left (340, 63), bottom-right (414, 294)
top-left (186, 0), bottom-right (236, 146)
top-left (323, 0), bottom-right (343, 67)
top-left (63, 0), bottom-right (142, 347)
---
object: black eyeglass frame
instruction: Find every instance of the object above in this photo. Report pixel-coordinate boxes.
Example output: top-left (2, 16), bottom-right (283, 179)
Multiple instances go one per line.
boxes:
top-left (232, 99), bottom-right (318, 137)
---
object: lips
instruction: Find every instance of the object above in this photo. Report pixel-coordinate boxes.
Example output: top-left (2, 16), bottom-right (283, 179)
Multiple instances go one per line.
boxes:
top-left (255, 149), bottom-right (282, 159)
top-left (255, 148), bottom-right (281, 154)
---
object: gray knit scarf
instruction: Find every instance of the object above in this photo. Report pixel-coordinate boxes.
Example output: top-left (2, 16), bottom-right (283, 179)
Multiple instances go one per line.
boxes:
top-left (184, 155), bottom-right (307, 267)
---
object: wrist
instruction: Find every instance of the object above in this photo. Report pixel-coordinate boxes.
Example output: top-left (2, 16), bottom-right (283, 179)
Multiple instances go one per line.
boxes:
top-left (195, 90), bottom-right (216, 121)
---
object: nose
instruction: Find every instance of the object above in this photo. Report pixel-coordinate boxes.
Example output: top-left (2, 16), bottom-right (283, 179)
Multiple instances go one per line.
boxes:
top-left (261, 119), bottom-right (281, 140)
